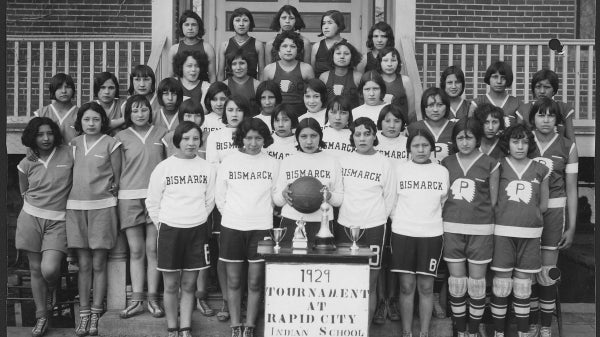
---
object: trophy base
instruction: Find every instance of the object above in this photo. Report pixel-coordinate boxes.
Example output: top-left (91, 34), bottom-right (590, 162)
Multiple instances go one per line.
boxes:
top-left (313, 236), bottom-right (336, 251)
top-left (292, 239), bottom-right (308, 249)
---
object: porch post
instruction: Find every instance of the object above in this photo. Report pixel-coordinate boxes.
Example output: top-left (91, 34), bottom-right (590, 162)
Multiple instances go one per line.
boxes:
top-left (390, 0), bottom-right (423, 120)
top-left (151, 0), bottom-right (176, 80)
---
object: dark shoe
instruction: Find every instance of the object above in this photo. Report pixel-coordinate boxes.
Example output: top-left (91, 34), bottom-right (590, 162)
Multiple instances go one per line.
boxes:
top-left (119, 301), bottom-right (144, 319)
top-left (196, 298), bottom-right (215, 317)
top-left (388, 297), bottom-right (401, 321)
top-left (75, 314), bottom-right (90, 337)
top-left (372, 299), bottom-right (387, 325)
top-left (217, 301), bottom-right (230, 322)
top-left (242, 326), bottom-right (255, 337)
top-left (148, 300), bottom-right (165, 318)
top-left (88, 313), bottom-right (100, 336)
top-left (231, 326), bottom-right (243, 337)
top-left (31, 317), bottom-right (49, 337)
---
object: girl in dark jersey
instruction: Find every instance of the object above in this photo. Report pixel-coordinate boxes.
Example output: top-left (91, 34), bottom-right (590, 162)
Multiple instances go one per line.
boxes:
top-left (357, 21), bottom-right (395, 73)
top-left (474, 103), bottom-right (506, 160)
top-left (218, 8), bottom-right (264, 81)
top-left (263, 30), bottom-right (314, 119)
top-left (169, 10), bottom-right (216, 82)
top-left (319, 40), bottom-right (362, 110)
top-left (440, 66), bottom-right (472, 122)
top-left (310, 10), bottom-right (346, 78)
top-left (172, 50), bottom-right (210, 110)
top-left (223, 49), bottom-right (260, 104)
top-left (265, 5), bottom-right (311, 64)
top-left (376, 47), bottom-right (415, 122)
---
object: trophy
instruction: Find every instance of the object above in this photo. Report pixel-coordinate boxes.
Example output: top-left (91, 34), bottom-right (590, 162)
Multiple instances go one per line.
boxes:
top-left (344, 225), bottom-right (366, 251)
top-left (270, 227), bottom-right (287, 251)
top-left (292, 218), bottom-right (308, 249)
top-left (313, 186), bottom-right (336, 251)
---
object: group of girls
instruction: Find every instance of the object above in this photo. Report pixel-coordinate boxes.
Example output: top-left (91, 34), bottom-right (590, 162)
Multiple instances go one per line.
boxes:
top-left (16, 5), bottom-right (578, 337)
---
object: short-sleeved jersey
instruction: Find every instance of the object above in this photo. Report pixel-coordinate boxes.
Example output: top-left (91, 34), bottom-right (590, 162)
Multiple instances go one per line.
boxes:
top-left (225, 78), bottom-right (256, 103)
top-left (176, 39), bottom-right (210, 82)
top-left (298, 109), bottom-right (326, 129)
top-left (273, 62), bottom-right (304, 107)
top-left (266, 134), bottom-right (296, 160)
top-left (216, 151), bottom-right (279, 231)
top-left (202, 113), bottom-right (226, 134)
top-left (322, 127), bottom-right (354, 159)
top-left (521, 100), bottom-right (573, 139)
top-left (205, 127), bottom-right (238, 164)
top-left (115, 126), bottom-right (168, 199)
top-left (121, 95), bottom-right (161, 121)
top-left (376, 135), bottom-right (409, 163)
top-left (224, 37), bottom-right (259, 79)
top-left (442, 153), bottom-right (499, 235)
top-left (449, 99), bottom-right (471, 123)
top-left (352, 103), bottom-right (388, 124)
top-left (383, 76), bottom-right (408, 114)
top-left (67, 134), bottom-right (121, 209)
top-left (494, 158), bottom-right (549, 238)
top-left (479, 139), bottom-right (504, 160)
top-left (98, 98), bottom-right (127, 136)
top-left (531, 133), bottom-right (576, 200)
top-left (407, 119), bottom-right (455, 164)
top-left (17, 145), bottom-right (74, 220)
top-left (152, 108), bottom-right (180, 133)
top-left (473, 94), bottom-right (523, 128)
top-left (34, 104), bottom-right (78, 144)
top-left (325, 70), bottom-right (359, 109)
top-left (338, 152), bottom-right (397, 229)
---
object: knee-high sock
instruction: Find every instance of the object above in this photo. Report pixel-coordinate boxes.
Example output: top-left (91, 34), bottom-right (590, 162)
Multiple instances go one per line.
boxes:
top-left (539, 284), bottom-right (556, 327)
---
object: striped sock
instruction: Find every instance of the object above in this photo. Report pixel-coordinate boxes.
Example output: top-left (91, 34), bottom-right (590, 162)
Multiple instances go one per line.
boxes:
top-left (512, 296), bottom-right (531, 332)
top-left (490, 294), bottom-right (508, 333)
top-left (468, 296), bottom-right (486, 333)
top-left (539, 284), bottom-right (556, 327)
top-left (449, 292), bottom-right (468, 332)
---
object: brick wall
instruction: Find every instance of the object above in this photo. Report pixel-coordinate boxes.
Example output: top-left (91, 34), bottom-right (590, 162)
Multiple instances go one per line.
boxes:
top-left (416, 0), bottom-right (577, 39)
top-left (7, 0), bottom-right (152, 36)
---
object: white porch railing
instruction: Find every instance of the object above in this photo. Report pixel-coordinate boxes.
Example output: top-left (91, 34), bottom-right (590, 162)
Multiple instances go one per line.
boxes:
top-left (415, 38), bottom-right (595, 127)
top-left (7, 35), bottom-right (152, 124)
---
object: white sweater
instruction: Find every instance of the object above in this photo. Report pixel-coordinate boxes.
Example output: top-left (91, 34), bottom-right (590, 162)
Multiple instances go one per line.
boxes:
top-left (206, 127), bottom-right (237, 164)
top-left (351, 103), bottom-right (388, 123)
top-left (376, 135), bottom-right (409, 164)
top-left (266, 134), bottom-right (297, 160)
top-left (391, 160), bottom-right (449, 237)
top-left (216, 151), bottom-right (279, 231)
top-left (338, 152), bottom-right (396, 228)
top-left (273, 151), bottom-right (343, 222)
top-left (322, 126), bottom-right (354, 159)
top-left (299, 109), bottom-right (327, 128)
top-left (146, 155), bottom-right (216, 228)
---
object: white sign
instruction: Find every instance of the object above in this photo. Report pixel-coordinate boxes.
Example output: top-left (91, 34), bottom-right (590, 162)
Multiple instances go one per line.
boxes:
top-left (264, 262), bottom-right (370, 337)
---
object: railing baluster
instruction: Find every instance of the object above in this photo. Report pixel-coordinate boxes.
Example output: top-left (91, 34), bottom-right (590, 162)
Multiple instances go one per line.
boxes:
top-left (562, 50), bottom-right (568, 103)
top-left (511, 45), bottom-right (517, 97)
top-left (485, 44), bottom-right (491, 68)
top-left (140, 41), bottom-right (145, 65)
top-left (473, 44), bottom-right (479, 98)
top-left (77, 42), bottom-right (82, 107)
top-left (460, 44), bottom-right (466, 75)
top-left (115, 41), bottom-right (120, 80)
top-left (27, 42), bottom-right (32, 116)
top-left (90, 41), bottom-right (95, 101)
top-left (435, 43), bottom-right (441, 87)
top-left (423, 43), bottom-right (428, 89)
top-left (537, 45), bottom-right (543, 69)
top-left (14, 41), bottom-right (19, 117)
top-left (65, 41), bottom-right (69, 74)
top-left (52, 42), bottom-right (56, 75)
top-left (574, 45), bottom-right (581, 120)
top-left (103, 41), bottom-right (107, 72)
top-left (39, 41), bottom-right (44, 111)
top-left (550, 47), bottom-right (555, 70)
top-left (128, 41), bottom-right (133, 90)
top-left (448, 43), bottom-right (453, 67)
top-left (499, 44), bottom-right (504, 60)
top-left (524, 45), bottom-right (530, 103)
top-left (587, 45), bottom-right (593, 121)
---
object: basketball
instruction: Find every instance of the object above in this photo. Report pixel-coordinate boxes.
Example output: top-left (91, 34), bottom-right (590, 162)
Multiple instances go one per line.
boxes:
top-left (289, 176), bottom-right (324, 213)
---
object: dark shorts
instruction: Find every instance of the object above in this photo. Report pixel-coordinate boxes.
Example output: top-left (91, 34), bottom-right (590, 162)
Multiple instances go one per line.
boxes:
top-left (118, 199), bottom-right (151, 230)
top-left (15, 210), bottom-right (68, 253)
top-left (66, 208), bottom-right (118, 250)
top-left (541, 207), bottom-right (565, 250)
top-left (390, 233), bottom-right (444, 277)
top-left (219, 226), bottom-right (269, 263)
top-left (333, 223), bottom-right (386, 269)
top-left (208, 208), bottom-right (222, 234)
top-left (490, 235), bottom-right (541, 274)
top-left (443, 232), bottom-right (494, 264)
top-left (157, 223), bottom-right (211, 272)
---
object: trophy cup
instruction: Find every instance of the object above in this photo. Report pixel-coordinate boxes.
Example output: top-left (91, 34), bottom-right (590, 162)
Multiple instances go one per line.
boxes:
top-left (344, 225), bottom-right (365, 251)
top-left (270, 227), bottom-right (287, 251)
top-left (292, 218), bottom-right (308, 249)
top-left (313, 186), bottom-right (336, 251)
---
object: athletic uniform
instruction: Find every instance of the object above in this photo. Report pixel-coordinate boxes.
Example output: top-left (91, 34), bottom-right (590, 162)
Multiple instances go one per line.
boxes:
top-left (121, 95), bottom-right (161, 123)
top-left (34, 104), bottom-right (78, 144)
top-left (115, 126), bottom-right (167, 229)
top-left (521, 100), bottom-right (574, 140)
top-left (382, 75), bottom-right (409, 115)
top-left (224, 37), bottom-right (259, 79)
top-left (202, 113), bottom-right (226, 134)
top-left (472, 94), bottom-right (524, 128)
top-left (152, 109), bottom-right (179, 133)
top-left (66, 134), bottom-right (121, 250)
top-left (16, 145), bottom-right (73, 253)
top-left (376, 135), bottom-right (409, 164)
top-left (336, 152), bottom-right (396, 269)
top-left (298, 109), bottom-right (326, 128)
top-left (97, 98), bottom-right (127, 136)
top-left (479, 139), bottom-right (504, 160)
top-left (272, 62), bottom-right (306, 117)
top-left (449, 99), bottom-right (471, 123)
top-left (531, 133), bottom-right (577, 250)
top-left (322, 127), bottom-right (354, 159)
top-left (205, 127), bottom-right (238, 165)
top-left (176, 39), bottom-right (210, 82)
top-left (225, 78), bottom-right (256, 103)
top-left (146, 155), bottom-right (216, 271)
top-left (352, 103), bottom-right (389, 124)
top-left (274, 151), bottom-right (343, 246)
top-left (216, 151), bottom-right (279, 263)
top-left (314, 39), bottom-right (345, 78)
top-left (407, 119), bottom-right (456, 164)
top-left (325, 70), bottom-right (359, 108)
top-left (180, 80), bottom-right (210, 111)
top-left (390, 160), bottom-right (449, 276)
top-left (266, 134), bottom-right (296, 160)
top-left (364, 51), bottom-right (378, 73)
